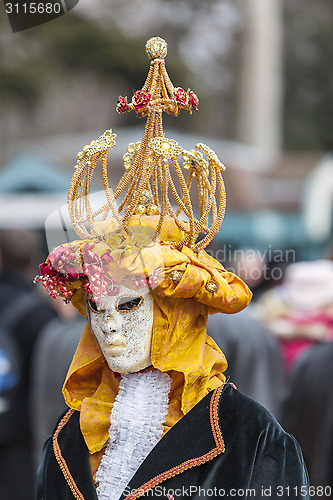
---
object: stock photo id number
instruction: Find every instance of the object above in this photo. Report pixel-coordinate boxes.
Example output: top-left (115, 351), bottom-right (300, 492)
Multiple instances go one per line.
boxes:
top-left (4, 0), bottom-right (79, 31)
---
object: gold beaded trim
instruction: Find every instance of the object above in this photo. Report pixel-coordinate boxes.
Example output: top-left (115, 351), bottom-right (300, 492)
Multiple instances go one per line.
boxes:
top-left (52, 409), bottom-right (85, 500)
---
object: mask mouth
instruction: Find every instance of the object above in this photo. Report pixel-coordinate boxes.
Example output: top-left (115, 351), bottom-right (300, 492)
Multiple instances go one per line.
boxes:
top-left (103, 343), bottom-right (127, 356)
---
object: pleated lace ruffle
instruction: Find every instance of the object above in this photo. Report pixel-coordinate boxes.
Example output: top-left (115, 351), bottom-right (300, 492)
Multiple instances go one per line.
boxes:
top-left (96, 369), bottom-right (171, 500)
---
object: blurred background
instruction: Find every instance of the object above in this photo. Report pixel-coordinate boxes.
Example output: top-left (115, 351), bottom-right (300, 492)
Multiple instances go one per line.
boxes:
top-left (0, 0), bottom-right (332, 261)
top-left (0, 0), bottom-right (332, 498)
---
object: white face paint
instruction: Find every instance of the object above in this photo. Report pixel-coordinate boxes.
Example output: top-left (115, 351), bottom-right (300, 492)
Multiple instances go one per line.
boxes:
top-left (87, 285), bottom-right (154, 374)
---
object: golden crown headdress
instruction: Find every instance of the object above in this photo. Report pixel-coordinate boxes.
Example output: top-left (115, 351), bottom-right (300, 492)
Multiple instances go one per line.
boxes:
top-left (68, 36), bottom-right (226, 252)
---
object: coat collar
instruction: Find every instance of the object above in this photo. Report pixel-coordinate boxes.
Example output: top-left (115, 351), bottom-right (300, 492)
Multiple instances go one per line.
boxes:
top-left (122, 384), bottom-right (225, 500)
top-left (53, 384), bottom-right (226, 500)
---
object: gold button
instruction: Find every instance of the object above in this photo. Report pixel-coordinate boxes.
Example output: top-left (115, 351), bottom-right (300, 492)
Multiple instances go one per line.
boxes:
top-left (206, 280), bottom-right (218, 293)
top-left (169, 270), bottom-right (183, 283)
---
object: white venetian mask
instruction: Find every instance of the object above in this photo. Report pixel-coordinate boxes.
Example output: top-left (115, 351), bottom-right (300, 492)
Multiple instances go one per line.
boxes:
top-left (87, 285), bottom-right (154, 374)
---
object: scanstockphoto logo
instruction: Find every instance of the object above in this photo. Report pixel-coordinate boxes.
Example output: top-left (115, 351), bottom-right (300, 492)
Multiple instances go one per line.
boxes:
top-left (4, 0), bottom-right (79, 32)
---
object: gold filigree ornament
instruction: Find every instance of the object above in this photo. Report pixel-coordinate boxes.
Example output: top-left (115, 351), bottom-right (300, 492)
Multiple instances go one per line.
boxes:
top-left (123, 142), bottom-right (141, 171)
top-left (149, 138), bottom-right (183, 160)
top-left (67, 37), bottom-right (227, 251)
top-left (182, 150), bottom-right (209, 175)
top-left (195, 143), bottom-right (226, 171)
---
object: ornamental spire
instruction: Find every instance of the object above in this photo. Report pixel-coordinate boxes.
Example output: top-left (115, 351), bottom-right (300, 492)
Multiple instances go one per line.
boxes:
top-left (116, 37), bottom-right (198, 118)
top-left (68, 37), bottom-right (226, 252)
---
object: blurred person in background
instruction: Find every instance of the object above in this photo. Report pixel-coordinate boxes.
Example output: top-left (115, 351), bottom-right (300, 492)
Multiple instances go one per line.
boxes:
top-left (0, 229), bottom-right (58, 500)
top-left (207, 310), bottom-right (284, 419)
top-left (254, 260), bottom-right (333, 375)
top-left (30, 311), bottom-right (85, 468)
top-left (282, 341), bottom-right (333, 499)
top-left (207, 248), bottom-right (284, 419)
top-left (0, 314), bottom-right (21, 499)
top-left (227, 248), bottom-right (269, 302)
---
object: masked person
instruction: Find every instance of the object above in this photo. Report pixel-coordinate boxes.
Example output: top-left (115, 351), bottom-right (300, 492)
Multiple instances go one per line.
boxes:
top-left (36, 38), bottom-right (309, 500)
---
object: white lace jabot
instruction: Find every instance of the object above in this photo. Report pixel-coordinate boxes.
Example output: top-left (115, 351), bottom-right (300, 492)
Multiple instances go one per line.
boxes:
top-left (96, 370), bottom-right (171, 500)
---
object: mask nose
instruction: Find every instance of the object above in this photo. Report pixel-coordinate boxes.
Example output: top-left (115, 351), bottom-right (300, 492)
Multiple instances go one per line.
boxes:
top-left (102, 317), bottom-right (115, 333)
top-left (101, 313), bottom-right (122, 341)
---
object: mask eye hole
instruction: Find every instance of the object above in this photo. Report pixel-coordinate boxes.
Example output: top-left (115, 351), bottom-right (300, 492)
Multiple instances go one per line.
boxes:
top-left (87, 298), bottom-right (104, 314)
top-left (117, 296), bottom-right (143, 312)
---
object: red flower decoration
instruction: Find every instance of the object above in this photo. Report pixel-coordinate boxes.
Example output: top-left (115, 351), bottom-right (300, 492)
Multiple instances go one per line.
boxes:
top-left (101, 252), bottom-right (113, 263)
top-left (116, 95), bottom-right (128, 114)
top-left (81, 243), bottom-right (116, 305)
top-left (174, 87), bottom-right (188, 106)
top-left (39, 262), bottom-right (57, 277)
top-left (132, 90), bottom-right (151, 111)
top-left (188, 90), bottom-right (199, 111)
top-left (34, 272), bottom-right (74, 302)
top-left (48, 245), bottom-right (79, 277)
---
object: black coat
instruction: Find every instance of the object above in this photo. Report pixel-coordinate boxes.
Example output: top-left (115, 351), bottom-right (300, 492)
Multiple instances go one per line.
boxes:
top-left (37, 384), bottom-right (309, 500)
